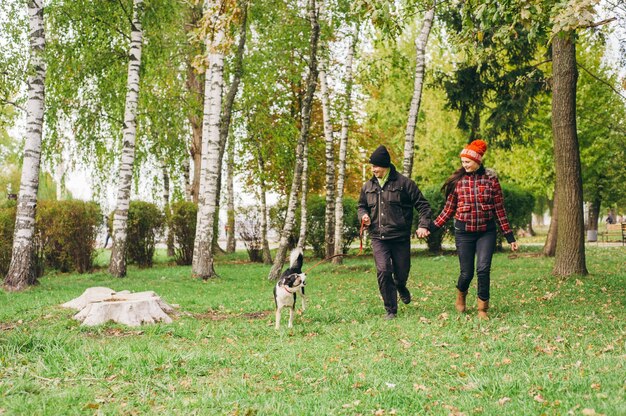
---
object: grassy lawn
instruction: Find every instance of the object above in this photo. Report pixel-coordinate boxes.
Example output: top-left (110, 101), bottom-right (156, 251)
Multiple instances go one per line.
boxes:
top-left (0, 245), bottom-right (624, 415)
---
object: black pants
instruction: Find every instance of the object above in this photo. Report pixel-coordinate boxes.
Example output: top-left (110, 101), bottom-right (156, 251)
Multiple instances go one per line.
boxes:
top-left (454, 228), bottom-right (497, 301)
top-left (371, 238), bottom-right (411, 314)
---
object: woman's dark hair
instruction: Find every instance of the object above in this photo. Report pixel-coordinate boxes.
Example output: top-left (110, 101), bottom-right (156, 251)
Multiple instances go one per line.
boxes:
top-left (441, 165), bottom-right (486, 196)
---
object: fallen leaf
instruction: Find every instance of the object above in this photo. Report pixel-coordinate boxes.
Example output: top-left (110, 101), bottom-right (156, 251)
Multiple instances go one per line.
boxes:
top-left (498, 397), bottom-right (511, 406)
top-left (413, 384), bottom-right (428, 391)
top-left (533, 394), bottom-right (545, 403)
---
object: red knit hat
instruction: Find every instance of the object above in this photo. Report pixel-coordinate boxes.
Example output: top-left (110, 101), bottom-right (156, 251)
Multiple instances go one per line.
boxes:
top-left (460, 140), bottom-right (487, 164)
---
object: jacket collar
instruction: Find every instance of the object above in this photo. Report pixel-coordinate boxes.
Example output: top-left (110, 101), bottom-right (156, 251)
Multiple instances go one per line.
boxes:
top-left (370, 163), bottom-right (398, 184)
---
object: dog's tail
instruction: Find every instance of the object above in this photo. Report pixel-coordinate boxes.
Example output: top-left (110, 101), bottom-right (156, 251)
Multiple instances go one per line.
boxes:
top-left (289, 247), bottom-right (304, 272)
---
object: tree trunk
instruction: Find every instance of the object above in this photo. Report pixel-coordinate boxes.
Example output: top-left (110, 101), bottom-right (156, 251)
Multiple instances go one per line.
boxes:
top-left (211, 1), bottom-right (248, 254)
top-left (333, 24), bottom-right (357, 264)
top-left (256, 149), bottom-right (272, 265)
top-left (402, 1), bottom-right (436, 177)
top-left (543, 192), bottom-right (557, 257)
top-left (4, 0), bottom-right (46, 292)
top-left (319, 56), bottom-right (336, 259)
top-left (163, 164), bottom-right (175, 257)
top-left (189, 116), bottom-right (203, 204)
top-left (182, 157), bottom-right (192, 201)
top-left (297, 142), bottom-right (309, 250)
top-left (268, 0), bottom-right (319, 279)
top-left (225, 136), bottom-right (236, 253)
top-left (108, 0), bottom-right (144, 278)
top-left (586, 198), bottom-right (600, 242)
top-left (551, 34), bottom-right (587, 276)
top-left (192, 10), bottom-right (226, 280)
top-left (184, 4), bottom-right (205, 204)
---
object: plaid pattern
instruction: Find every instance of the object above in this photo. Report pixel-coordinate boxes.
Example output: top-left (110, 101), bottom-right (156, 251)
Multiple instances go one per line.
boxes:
top-left (434, 171), bottom-right (513, 236)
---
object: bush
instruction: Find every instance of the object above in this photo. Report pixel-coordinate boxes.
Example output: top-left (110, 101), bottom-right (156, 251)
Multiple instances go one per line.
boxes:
top-left (36, 200), bottom-right (102, 273)
top-left (415, 185), bottom-right (454, 252)
top-left (168, 201), bottom-right (197, 265)
top-left (305, 195), bottom-right (360, 258)
top-left (0, 201), bottom-right (16, 276)
top-left (501, 183), bottom-right (535, 244)
top-left (126, 201), bottom-right (164, 267)
top-left (237, 207), bottom-right (264, 262)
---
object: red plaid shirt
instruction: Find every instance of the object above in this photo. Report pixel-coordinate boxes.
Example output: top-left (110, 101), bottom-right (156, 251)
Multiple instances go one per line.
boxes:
top-left (434, 170), bottom-right (514, 237)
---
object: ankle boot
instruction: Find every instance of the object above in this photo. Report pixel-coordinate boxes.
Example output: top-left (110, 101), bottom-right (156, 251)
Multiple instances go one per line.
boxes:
top-left (477, 298), bottom-right (489, 320)
top-left (455, 289), bottom-right (468, 312)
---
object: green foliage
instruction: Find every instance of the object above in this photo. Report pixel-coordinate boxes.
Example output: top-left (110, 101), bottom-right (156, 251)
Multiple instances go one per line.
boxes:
top-left (36, 200), bottom-right (102, 273)
top-left (168, 201), bottom-right (197, 266)
top-left (126, 201), bottom-right (165, 268)
top-left (414, 185), bottom-right (454, 252)
top-left (0, 200), bottom-right (16, 276)
top-left (501, 183), bottom-right (535, 234)
top-left (304, 195), bottom-right (360, 258)
top-left (0, 248), bottom-right (623, 414)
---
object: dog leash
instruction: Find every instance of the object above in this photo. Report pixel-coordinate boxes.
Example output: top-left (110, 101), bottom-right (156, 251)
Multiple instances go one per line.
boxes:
top-left (358, 217), bottom-right (367, 255)
top-left (303, 254), bottom-right (346, 274)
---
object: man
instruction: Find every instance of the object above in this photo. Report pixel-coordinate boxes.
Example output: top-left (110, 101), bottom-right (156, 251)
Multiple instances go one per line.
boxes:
top-left (357, 145), bottom-right (432, 320)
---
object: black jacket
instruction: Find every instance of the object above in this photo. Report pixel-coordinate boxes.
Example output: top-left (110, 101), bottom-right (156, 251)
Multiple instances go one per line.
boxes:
top-left (357, 164), bottom-right (432, 240)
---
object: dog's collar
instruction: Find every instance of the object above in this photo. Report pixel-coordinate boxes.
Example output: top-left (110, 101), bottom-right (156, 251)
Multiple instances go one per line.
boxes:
top-left (281, 285), bottom-right (297, 294)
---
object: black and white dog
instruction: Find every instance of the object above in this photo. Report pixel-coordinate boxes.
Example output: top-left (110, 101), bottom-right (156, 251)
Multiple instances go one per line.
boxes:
top-left (274, 248), bottom-right (307, 329)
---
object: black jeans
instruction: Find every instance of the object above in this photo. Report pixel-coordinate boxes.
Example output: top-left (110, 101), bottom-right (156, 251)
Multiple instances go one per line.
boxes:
top-left (371, 238), bottom-right (411, 314)
top-left (454, 228), bottom-right (497, 301)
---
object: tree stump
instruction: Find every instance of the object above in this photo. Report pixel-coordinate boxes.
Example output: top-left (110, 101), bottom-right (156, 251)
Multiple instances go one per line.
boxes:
top-left (62, 287), bottom-right (174, 327)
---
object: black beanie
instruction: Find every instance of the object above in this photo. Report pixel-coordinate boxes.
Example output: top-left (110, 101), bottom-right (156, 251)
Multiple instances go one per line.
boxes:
top-left (369, 145), bottom-right (391, 167)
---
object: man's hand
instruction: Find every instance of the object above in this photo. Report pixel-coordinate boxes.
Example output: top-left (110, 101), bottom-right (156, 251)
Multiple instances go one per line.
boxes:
top-left (415, 227), bottom-right (430, 238)
top-left (361, 214), bottom-right (371, 227)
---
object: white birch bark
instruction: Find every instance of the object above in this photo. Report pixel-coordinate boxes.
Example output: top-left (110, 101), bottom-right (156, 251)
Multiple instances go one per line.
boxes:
top-left (332, 24), bottom-right (357, 264)
top-left (402, 1), bottom-right (435, 177)
top-left (108, 0), bottom-right (145, 278)
top-left (4, 0), bottom-right (46, 291)
top-left (192, 12), bottom-right (225, 279)
top-left (268, 0), bottom-right (319, 279)
top-left (319, 57), bottom-right (336, 259)
top-left (297, 141), bottom-right (309, 250)
top-left (225, 136), bottom-right (236, 253)
top-left (256, 151), bottom-right (272, 264)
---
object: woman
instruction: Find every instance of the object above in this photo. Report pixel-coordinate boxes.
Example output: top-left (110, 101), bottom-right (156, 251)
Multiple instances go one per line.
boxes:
top-left (432, 140), bottom-right (518, 320)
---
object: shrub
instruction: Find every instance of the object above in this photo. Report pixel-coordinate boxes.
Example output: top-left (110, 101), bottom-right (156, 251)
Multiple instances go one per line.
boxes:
top-left (305, 195), bottom-right (360, 258)
top-left (0, 201), bottom-right (16, 276)
top-left (237, 207), bottom-right (263, 262)
top-left (414, 185), bottom-right (454, 253)
top-left (168, 201), bottom-right (197, 265)
top-left (36, 200), bottom-right (102, 273)
top-left (126, 201), bottom-right (164, 267)
top-left (501, 183), bottom-right (535, 244)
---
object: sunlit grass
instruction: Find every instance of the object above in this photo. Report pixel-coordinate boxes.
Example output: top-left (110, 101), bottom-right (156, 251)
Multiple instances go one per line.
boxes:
top-left (0, 246), bottom-right (624, 415)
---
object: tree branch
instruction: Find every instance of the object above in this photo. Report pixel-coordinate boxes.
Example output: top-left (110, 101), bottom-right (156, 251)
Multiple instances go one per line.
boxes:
top-left (580, 17), bottom-right (617, 29)
top-left (0, 98), bottom-right (26, 113)
top-left (576, 62), bottom-right (626, 101)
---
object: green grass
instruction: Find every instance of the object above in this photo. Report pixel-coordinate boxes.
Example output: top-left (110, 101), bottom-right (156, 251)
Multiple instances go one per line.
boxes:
top-left (1, 246), bottom-right (624, 415)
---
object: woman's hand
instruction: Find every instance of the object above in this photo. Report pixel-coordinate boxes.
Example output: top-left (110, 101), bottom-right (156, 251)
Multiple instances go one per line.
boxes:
top-left (510, 242), bottom-right (519, 252)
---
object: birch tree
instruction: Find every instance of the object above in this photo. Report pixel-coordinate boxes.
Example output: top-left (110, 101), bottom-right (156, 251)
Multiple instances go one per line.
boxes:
top-left (319, 46), bottom-right (336, 259)
top-left (402, 0), bottom-right (435, 177)
top-left (332, 24), bottom-right (357, 264)
top-left (4, 0), bottom-right (46, 292)
top-left (268, 0), bottom-right (320, 279)
top-left (108, 0), bottom-right (145, 278)
top-left (297, 141), bottom-right (309, 249)
top-left (192, 1), bottom-right (230, 279)
top-left (225, 136), bottom-right (236, 253)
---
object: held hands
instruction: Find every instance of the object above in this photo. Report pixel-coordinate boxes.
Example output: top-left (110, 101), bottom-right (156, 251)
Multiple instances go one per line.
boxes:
top-left (510, 242), bottom-right (519, 252)
top-left (415, 227), bottom-right (430, 239)
top-left (361, 214), bottom-right (371, 227)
